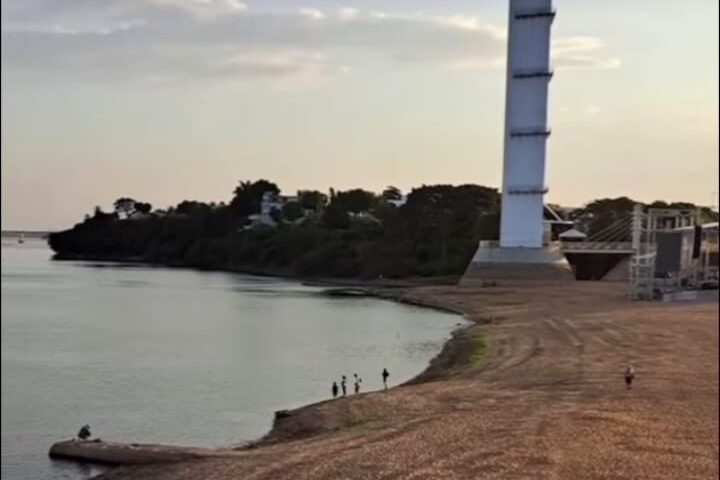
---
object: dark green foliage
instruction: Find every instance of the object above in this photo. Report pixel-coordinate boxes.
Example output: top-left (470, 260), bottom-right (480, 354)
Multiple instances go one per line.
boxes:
top-left (297, 190), bottom-right (328, 211)
top-left (333, 189), bottom-right (376, 214)
top-left (321, 202), bottom-right (352, 229)
top-left (569, 197), bottom-right (636, 241)
top-left (381, 186), bottom-right (402, 201)
top-left (135, 202), bottom-right (152, 214)
top-left (282, 202), bottom-right (305, 222)
top-left (230, 179), bottom-right (279, 216)
top-left (176, 201), bottom-right (211, 216)
top-left (48, 181), bottom-right (711, 280)
top-left (49, 181), bottom-right (501, 278)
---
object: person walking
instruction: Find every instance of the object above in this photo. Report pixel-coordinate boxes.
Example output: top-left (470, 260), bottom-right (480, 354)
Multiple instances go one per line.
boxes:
top-left (354, 373), bottom-right (361, 394)
top-left (382, 368), bottom-right (389, 390)
top-left (332, 381), bottom-right (339, 399)
top-left (624, 364), bottom-right (635, 390)
top-left (341, 375), bottom-right (347, 396)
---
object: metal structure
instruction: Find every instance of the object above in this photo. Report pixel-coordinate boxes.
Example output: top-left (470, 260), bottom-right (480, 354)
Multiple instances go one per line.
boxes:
top-left (628, 205), bottom-right (708, 300)
top-left (499, 0), bottom-right (555, 248)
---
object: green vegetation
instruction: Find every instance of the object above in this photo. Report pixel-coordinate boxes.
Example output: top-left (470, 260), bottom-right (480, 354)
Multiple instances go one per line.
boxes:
top-left (48, 180), bottom-right (718, 280)
top-left (465, 336), bottom-right (488, 366)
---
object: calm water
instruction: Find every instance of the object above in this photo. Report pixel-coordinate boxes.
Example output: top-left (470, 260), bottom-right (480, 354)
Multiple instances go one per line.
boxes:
top-left (1, 240), bottom-right (462, 480)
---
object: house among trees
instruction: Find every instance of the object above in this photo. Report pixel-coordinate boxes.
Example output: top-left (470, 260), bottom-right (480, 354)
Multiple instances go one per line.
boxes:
top-left (113, 198), bottom-right (152, 220)
top-left (245, 191), bottom-right (323, 229)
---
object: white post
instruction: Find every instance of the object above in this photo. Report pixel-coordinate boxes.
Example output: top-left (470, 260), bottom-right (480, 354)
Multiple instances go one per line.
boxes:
top-left (631, 204), bottom-right (643, 253)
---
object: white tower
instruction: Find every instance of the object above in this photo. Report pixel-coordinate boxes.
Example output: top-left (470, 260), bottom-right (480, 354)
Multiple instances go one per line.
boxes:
top-left (464, 0), bottom-right (570, 281)
top-left (500, 0), bottom-right (554, 248)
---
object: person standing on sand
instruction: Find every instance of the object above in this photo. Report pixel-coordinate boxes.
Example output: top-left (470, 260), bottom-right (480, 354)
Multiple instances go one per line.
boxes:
top-left (382, 368), bottom-right (389, 390)
top-left (354, 373), bottom-right (361, 394)
top-left (624, 365), bottom-right (635, 390)
top-left (341, 375), bottom-right (347, 396)
top-left (332, 382), bottom-right (339, 399)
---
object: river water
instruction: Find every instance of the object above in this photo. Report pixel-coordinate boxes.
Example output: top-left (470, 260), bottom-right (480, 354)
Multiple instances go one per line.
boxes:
top-left (1, 239), bottom-right (462, 480)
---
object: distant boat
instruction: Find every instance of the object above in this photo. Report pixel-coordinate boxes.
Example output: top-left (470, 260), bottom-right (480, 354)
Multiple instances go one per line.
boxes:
top-left (18, 234), bottom-right (25, 244)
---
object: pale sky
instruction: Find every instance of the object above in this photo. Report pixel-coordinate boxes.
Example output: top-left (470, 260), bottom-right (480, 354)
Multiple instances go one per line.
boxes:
top-left (2, 0), bottom-right (718, 230)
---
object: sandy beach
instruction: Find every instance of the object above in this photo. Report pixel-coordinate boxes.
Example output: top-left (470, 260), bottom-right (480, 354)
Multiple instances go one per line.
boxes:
top-left (98, 280), bottom-right (718, 480)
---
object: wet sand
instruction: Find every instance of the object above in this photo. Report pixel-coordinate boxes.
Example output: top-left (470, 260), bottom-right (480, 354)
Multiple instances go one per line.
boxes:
top-left (99, 281), bottom-right (719, 480)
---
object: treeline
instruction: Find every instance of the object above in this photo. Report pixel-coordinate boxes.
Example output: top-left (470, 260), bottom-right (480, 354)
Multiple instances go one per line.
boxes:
top-left (48, 181), bottom-right (718, 279)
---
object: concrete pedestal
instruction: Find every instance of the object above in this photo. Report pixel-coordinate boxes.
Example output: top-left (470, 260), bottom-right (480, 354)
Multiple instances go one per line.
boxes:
top-left (462, 245), bottom-right (573, 284)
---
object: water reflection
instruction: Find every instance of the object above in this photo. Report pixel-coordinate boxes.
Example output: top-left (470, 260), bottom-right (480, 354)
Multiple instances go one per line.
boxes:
top-left (2, 241), bottom-right (463, 480)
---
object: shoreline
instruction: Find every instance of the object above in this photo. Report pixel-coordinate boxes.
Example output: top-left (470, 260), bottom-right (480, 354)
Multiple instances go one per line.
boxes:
top-left (248, 286), bottom-right (479, 447)
top-left (73, 279), bottom-right (719, 480)
top-left (44, 256), bottom-right (481, 469)
top-left (49, 253), bottom-right (461, 288)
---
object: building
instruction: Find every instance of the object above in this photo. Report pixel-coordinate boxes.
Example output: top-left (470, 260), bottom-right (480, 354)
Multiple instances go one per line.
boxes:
top-left (386, 196), bottom-right (407, 208)
top-left (245, 191), bottom-right (309, 229)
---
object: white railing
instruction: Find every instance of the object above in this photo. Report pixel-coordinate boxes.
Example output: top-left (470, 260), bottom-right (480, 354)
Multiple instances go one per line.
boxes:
top-left (561, 241), bottom-right (634, 252)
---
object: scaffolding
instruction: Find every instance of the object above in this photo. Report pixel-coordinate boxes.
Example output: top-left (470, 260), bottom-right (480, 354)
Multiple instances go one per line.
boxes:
top-left (628, 205), bottom-right (701, 300)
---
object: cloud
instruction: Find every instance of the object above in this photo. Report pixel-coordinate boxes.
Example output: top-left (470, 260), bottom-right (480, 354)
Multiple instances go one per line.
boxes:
top-left (556, 104), bottom-right (603, 122)
top-left (214, 49), bottom-right (328, 78)
top-left (145, 0), bottom-right (247, 18)
top-left (28, 18), bottom-right (148, 36)
top-left (552, 36), bottom-right (621, 70)
top-left (1, 2), bottom-right (620, 84)
top-left (299, 8), bottom-right (325, 20)
top-left (438, 15), bottom-right (506, 38)
top-left (338, 8), bottom-right (360, 21)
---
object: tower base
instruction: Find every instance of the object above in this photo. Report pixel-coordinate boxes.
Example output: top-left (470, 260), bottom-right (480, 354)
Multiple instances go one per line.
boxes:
top-left (461, 245), bottom-right (573, 285)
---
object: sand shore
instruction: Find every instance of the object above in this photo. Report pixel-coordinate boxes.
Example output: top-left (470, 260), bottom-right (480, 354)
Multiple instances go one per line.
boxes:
top-left (97, 280), bottom-right (718, 480)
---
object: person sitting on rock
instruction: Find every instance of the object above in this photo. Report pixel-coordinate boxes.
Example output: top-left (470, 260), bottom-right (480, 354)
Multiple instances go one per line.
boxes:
top-left (76, 425), bottom-right (91, 441)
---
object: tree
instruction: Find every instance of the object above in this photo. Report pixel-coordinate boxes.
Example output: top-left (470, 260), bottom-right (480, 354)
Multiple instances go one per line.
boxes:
top-left (114, 198), bottom-right (136, 218)
top-left (298, 190), bottom-right (328, 212)
top-left (574, 197), bottom-right (637, 238)
top-left (176, 201), bottom-right (210, 215)
top-left (135, 202), bottom-right (152, 214)
top-left (269, 207), bottom-right (283, 224)
top-left (381, 186), bottom-right (403, 201)
top-left (322, 202), bottom-right (351, 229)
top-left (84, 205), bottom-right (117, 225)
top-left (231, 180), bottom-right (279, 217)
top-left (282, 202), bottom-right (305, 222)
top-left (334, 189), bottom-right (376, 214)
top-left (699, 207), bottom-right (719, 223)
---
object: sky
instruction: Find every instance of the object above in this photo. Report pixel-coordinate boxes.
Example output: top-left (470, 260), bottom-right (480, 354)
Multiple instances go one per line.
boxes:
top-left (1, 0), bottom-right (718, 230)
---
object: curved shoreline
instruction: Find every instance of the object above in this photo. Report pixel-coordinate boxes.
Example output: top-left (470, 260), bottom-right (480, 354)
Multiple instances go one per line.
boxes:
top-left (49, 253), bottom-right (461, 287)
top-left (48, 277), bottom-right (481, 470)
top-left (249, 286), bottom-right (479, 447)
top-left (78, 279), bottom-right (719, 480)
